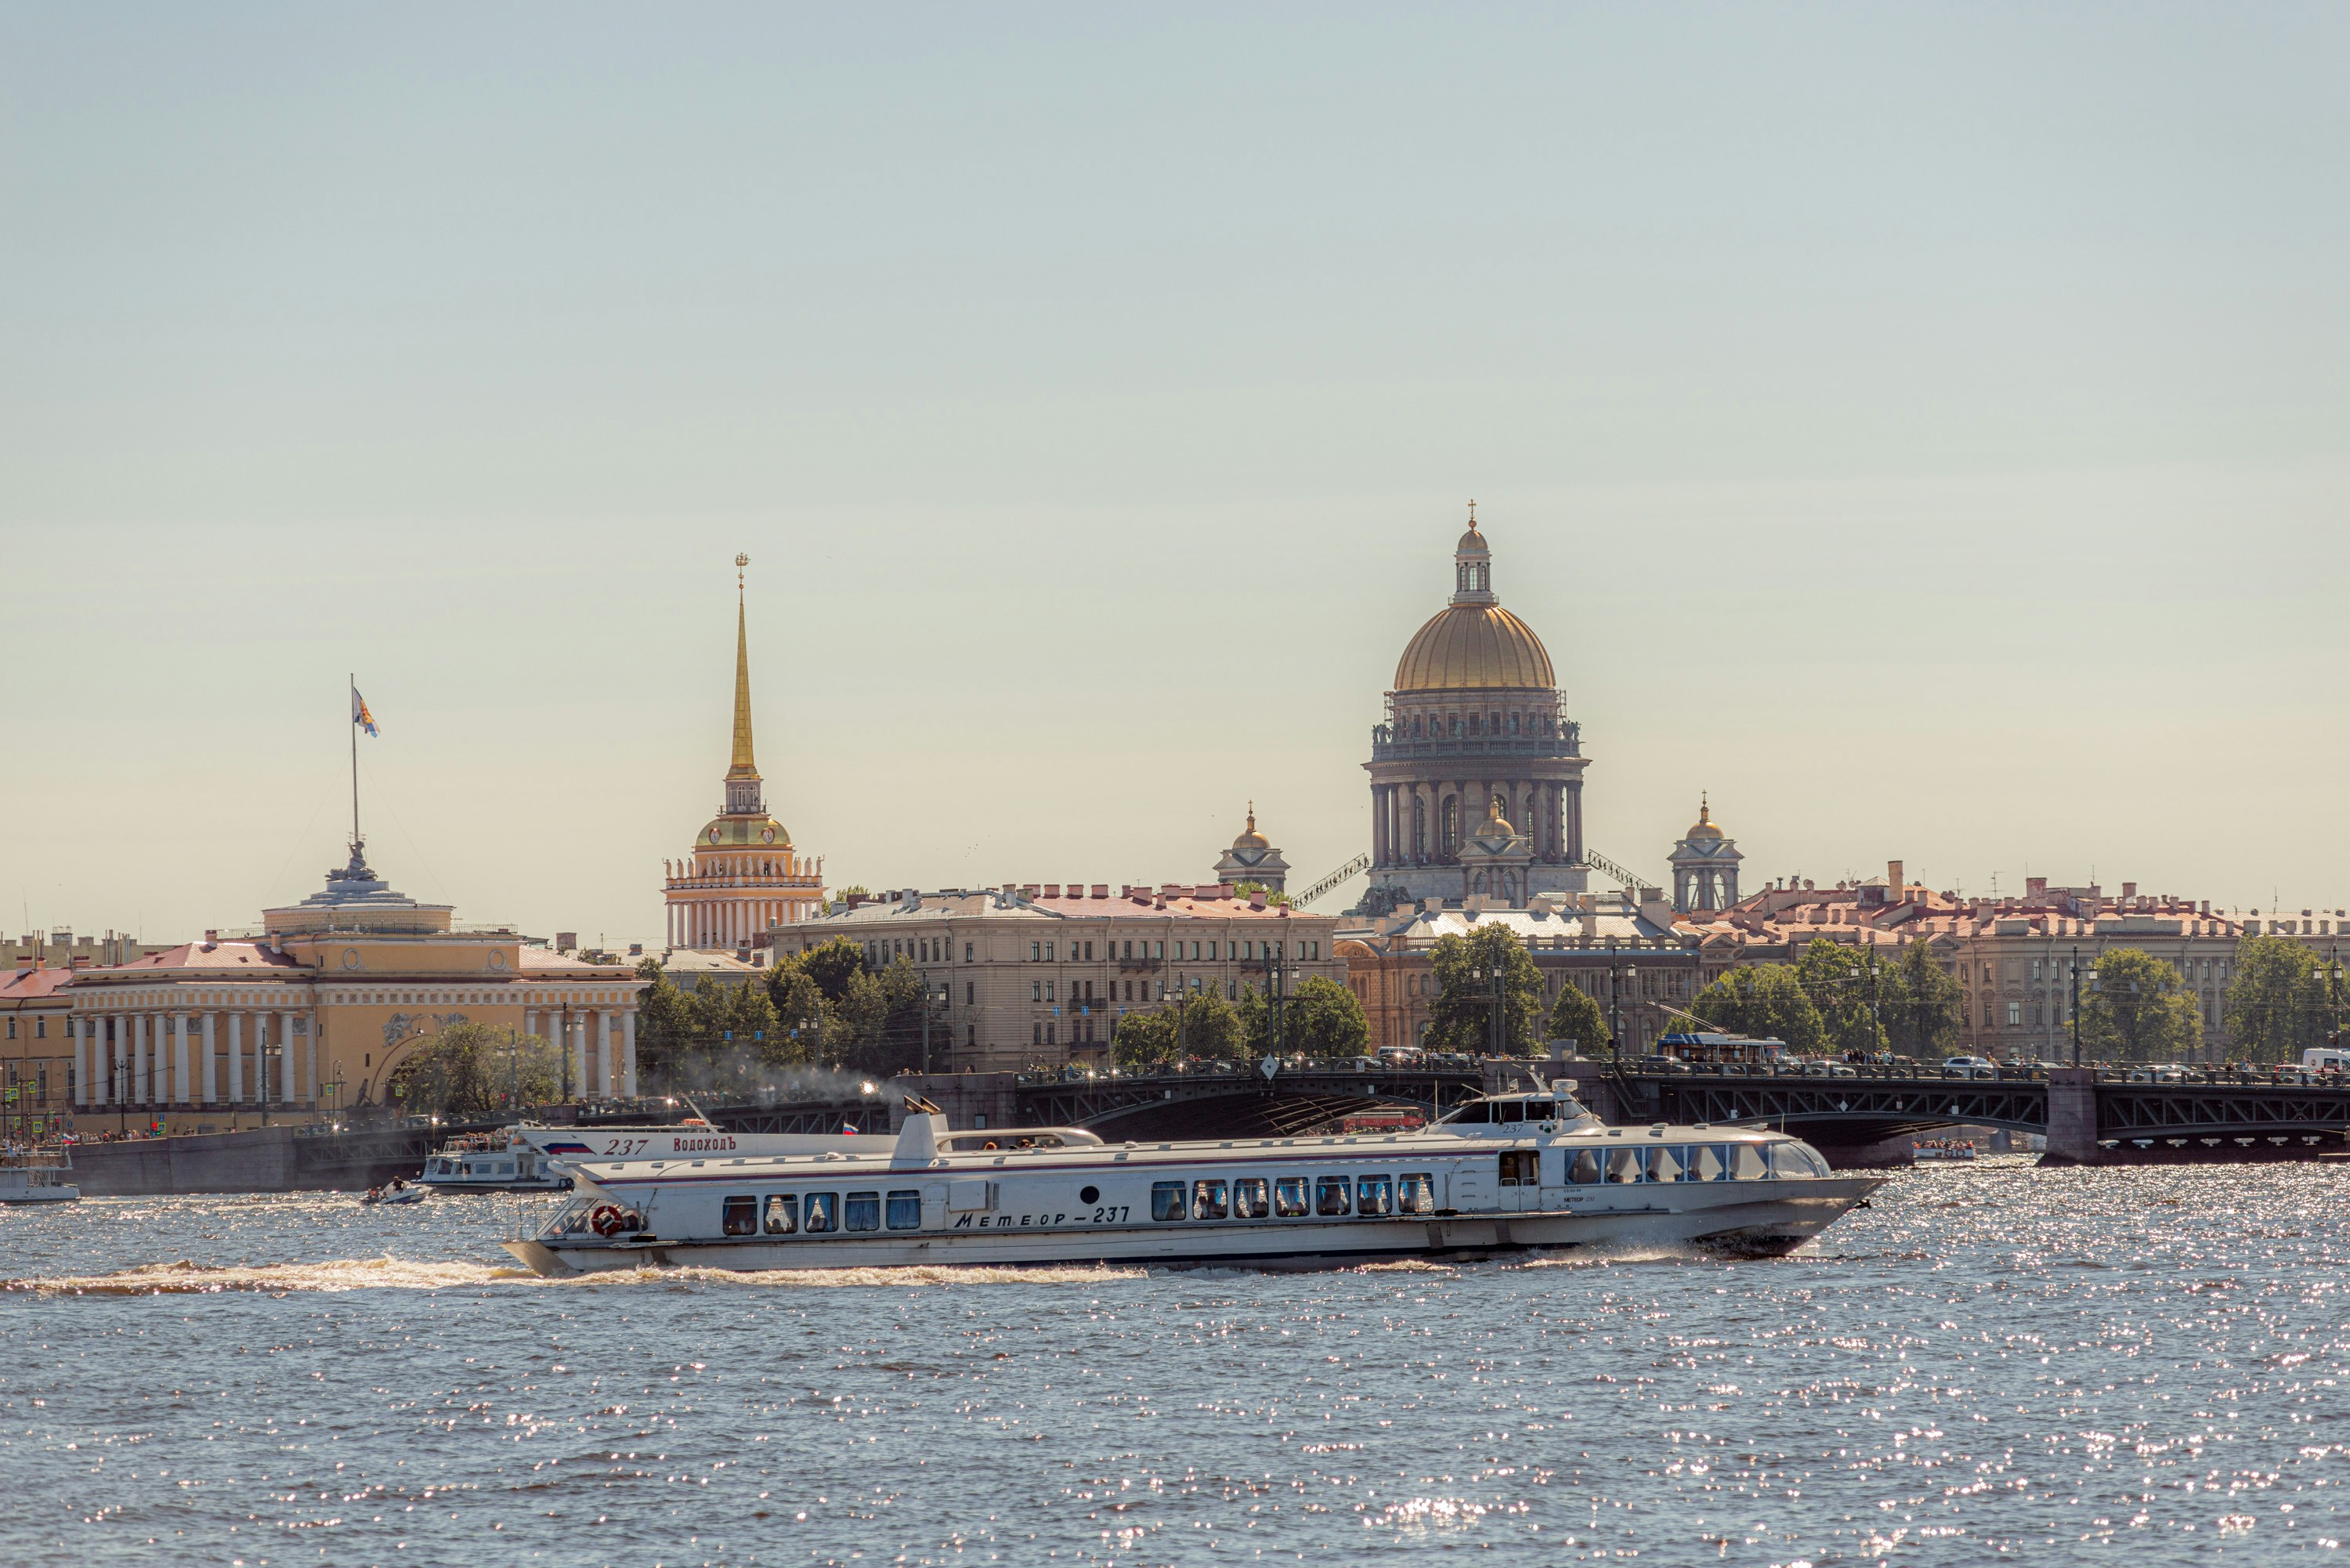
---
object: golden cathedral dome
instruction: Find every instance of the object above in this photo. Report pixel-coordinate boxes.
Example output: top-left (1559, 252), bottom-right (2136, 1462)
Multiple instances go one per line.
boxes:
top-left (1455, 525), bottom-right (1488, 554)
top-left (1231, 804), bottom-right (1271, 851)
top-left (1683, 794), bottom-right (1723, 841)
top-left (1394, 604), bottom-right (1556, 692)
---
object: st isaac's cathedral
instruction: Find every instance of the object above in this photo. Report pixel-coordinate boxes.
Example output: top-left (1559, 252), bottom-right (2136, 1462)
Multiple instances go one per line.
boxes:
top-left (1356, 514), bottom-right (1590, 913)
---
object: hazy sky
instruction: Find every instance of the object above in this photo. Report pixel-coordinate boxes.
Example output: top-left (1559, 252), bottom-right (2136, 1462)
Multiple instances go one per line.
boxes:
top-left (4, 5), bottom-right (2346, 948)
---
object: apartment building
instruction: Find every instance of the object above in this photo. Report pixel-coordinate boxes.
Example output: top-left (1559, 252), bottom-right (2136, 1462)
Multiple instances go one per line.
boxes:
top-left (784, 882), bottom-right (1345, 1071)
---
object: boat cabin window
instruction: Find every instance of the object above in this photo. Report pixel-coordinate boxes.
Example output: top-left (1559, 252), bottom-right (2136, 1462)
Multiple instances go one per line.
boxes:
top-left (1733, 1144), bottom-right (1770, 1181)
top-left (1518, 1099), bottom-right (1554, 1122)
top-left (1607, 1147), bottom-right (1644, 1184)
top-left (1651, 1145), bottom-right (1684, 1183)
top-left (765, 1194), bottom-right (799, 1234)
top-left (1499, 1150), bottom-right (1540, 1187)
top-left (1770, 1143), bottom-right (1830, 1179)
top-left (844, 1192), bottom-right (881, 1231)
top-left (886, 1190), bottom-right (921, 1230)
top-left (1233, 1178), bottom-right (1269, 1219)
top-left (1567, 1149), bottom-right (1602, 1184)
top-left (1398, 1172), bottom-right (1437, 1214)
top-left (1274, 1176), bottom-right (1309, 1217)
top-left (1152, 1180), bottom-right (1188, 1221)
top-left (1442, 1100), bottom-right (1491, 1124)
top-left (722, 1196), bottom-right (759, 1236)
top-left (1689, 1145), bottom-right (1727, 1182)
top-left (1314, 1176), bottom-right (1352, 1216)
top-left (1356, 1175), bottom-right (1394, 1215)
top-left (804, 1191), bottom-right (839, 1232)
top-left (1192, 1180), bottom-right (1228, 1220)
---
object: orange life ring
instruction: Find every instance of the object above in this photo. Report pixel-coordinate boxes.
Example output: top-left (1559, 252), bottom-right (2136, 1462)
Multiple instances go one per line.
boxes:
top-left (590, 1203), bottom-right (627, 1237)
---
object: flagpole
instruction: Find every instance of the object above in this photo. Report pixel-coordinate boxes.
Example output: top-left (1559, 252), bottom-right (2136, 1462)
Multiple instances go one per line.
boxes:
top-left (349, 672), bottom-right (360, 852)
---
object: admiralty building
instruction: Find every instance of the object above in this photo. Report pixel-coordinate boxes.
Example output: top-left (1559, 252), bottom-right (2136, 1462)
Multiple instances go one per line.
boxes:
top-left (1358, 515), bottom-right (1591, 913)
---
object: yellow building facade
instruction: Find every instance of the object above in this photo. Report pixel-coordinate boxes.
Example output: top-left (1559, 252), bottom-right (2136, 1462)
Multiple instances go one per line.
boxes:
top-left (63, 842), bottom-right (643, 1128)
top-left (663, 556), bottom-right (826, 953)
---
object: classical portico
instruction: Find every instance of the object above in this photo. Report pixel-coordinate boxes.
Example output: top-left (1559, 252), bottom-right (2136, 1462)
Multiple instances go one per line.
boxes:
top-left (663, 555), bottom-right (826, 953)
top-left (65, 839), bottom-right (644, 1124)
top-left (1358, 512), bottom-right (1590, 912)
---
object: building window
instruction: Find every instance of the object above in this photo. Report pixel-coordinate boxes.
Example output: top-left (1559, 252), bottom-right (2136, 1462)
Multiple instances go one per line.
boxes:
top-left (966, 981), bottom-right (974, 1005)
top-left (2005, 1002), bottom-right (2021, 1027)
top-left (1031, 941), bottom-right (1041, 962)
top-left (1046, 981), bottom-right (1056, 1001)
top-left (1032, 981), bottom-right (1042, 1003)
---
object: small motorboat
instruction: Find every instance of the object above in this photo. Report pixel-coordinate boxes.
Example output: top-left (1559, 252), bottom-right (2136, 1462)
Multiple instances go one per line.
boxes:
top-left (363, 1179), bottom-right (428, 1206)
top-left (1911, 1139), bottom-right (1979, 1162)
top-left (418, 1129), bottom-right (573, 1194)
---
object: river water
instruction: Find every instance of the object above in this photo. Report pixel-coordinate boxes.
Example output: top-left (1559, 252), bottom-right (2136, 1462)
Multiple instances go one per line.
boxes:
top-left (3, 1157), bottom-right (2346, 1566)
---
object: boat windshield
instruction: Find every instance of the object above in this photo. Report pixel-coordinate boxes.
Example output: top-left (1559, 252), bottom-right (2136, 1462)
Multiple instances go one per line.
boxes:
top-left (1438, 1095), bottom-right (1585, 1126)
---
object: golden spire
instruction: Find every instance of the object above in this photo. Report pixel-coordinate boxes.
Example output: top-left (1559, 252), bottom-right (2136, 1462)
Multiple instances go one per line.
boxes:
top-left (727, 553), bottom-right (758, 780)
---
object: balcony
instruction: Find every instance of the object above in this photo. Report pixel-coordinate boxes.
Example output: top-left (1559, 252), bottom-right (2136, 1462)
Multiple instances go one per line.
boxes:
top-left (1367, 725), bottom-right (1582, 764)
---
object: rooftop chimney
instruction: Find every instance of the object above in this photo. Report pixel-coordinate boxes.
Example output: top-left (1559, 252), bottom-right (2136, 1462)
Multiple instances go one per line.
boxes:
top-left (1887, 860), bottom-right (1904, 900)
top-left (203, 929), bottom-right (219, 946)
top-left (2122, 881), bottom-right (2138, 899)
top-left (1090, 883), bottom-right (1109, 899)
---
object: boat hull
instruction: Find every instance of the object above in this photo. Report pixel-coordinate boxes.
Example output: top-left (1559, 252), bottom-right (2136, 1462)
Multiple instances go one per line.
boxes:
top-left (502, 1177), bottom-right (1879, 1277)
top-left (0, 1184), bottom-right (79, 1205)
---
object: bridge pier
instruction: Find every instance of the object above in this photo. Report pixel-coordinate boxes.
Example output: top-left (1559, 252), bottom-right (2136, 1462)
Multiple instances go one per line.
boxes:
top-left (2043, 1068), bottom-right (2101, 1164)
top-left (891, 1073), bottom-right (1022, 1134)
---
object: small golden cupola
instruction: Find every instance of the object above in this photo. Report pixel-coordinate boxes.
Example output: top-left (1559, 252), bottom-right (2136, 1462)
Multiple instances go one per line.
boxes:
top-left (1213, 802), bottom-right (1290, 892)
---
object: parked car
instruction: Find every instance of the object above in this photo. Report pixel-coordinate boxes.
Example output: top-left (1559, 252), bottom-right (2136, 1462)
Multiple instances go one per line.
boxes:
top-left (1941, 1056), bottom-right (2000, 1080)
top-left (1800, 1059), bottom-right (1858, 1078)
top-left (1632, 1054), bottom-right (1690, 1075)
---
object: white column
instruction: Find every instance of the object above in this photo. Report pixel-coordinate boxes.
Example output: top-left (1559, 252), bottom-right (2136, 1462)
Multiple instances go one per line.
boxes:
top-left (133, 1013), bottom-right (150, 1104)
top-left (568, 1011), bottom-right (588, 1100)
top-left (227, 1012), bottom-right (244, 1103)
top-left (597, 1010), bottom-right (614, 1097)
top-left (74, 1016), bottom-right (89, 1107)
top-left (200, 1012), bottom-right (217, 1104)
top-left (174, 1013), bottom-right (190, 1104)
top-left (105, 1014), bottom-right (122, 1104)
top-left (622, 1009), bottom-right (638, 1098)
top-left (304, 1016), bottom-right (318, 1106)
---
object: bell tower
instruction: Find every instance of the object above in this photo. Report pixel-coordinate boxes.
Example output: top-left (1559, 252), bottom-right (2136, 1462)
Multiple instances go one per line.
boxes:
top-left (723, 551), bottom-right (765, 818)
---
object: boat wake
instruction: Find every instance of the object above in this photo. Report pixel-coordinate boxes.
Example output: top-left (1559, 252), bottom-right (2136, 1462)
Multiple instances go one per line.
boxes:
top-left (5, 1256), bottom-right (1146, 1295)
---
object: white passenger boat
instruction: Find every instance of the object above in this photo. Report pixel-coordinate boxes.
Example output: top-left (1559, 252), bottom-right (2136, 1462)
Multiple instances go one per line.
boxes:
top-left (517, 1122), bottom-right (868, 1165)
top-left (0, 1147), bottom-right (78, 1205)
top-left (423, 1122), bottom-right (873, 1194)
top-left (504, 1090), bottom-right (1885, 1277)
top-left (418, 1131), bottom-right (573, 1194)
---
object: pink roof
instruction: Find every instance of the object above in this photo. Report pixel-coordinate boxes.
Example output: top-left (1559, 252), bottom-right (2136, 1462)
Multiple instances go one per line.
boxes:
top-left (0, 966), bottom-right (79, 1000)
top-left (88, 941), bottom-right (304, 974)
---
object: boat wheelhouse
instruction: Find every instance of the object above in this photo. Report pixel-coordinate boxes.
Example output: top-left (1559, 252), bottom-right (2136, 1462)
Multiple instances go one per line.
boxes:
top-left (504, 1092), bottom-right (1884, 1274)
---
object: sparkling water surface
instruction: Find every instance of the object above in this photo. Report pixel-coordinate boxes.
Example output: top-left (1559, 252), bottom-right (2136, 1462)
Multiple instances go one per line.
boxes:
top-left (4, 1158), bottom-right (2348, 1565)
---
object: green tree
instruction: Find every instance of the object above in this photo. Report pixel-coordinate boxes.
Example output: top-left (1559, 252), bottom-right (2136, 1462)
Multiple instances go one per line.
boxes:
top-left (1285, 976), bottom-right (1370, 1058)
top-left (2080, 947), bottom-right (2202, 1063)
top-left (1426, 924), bottom-right (1545, 1056)
top-left (1112, 1006), bottom-right (1179, 1070)
top-left (2223, 934), bottom-right (2329, 1062)
top-left (1793, 939), bottom-right (1890, 1056)
top-left (1546, 978), bottom-right (1610, 1055)
top-left (764, 961), bottom-right (828, 1064)
top-left (834, 958), bottom-right (938, 1077)
top-left (389, 1022), bottom-right (561, 1118)
top-left (632, 959), bottom-right (697, 1089)
top-left (1882, 940), bottom-right (1962, 1058)
top-left (1690, 964), bottom-right (1828, 1057)
top-left (795, 937), bottom-right (866, 1007)
top-left (685, 977), bottom-right (783, 1089)
top-left (1231, 881), bottom-right (1291, 907)
top-left (1173, 988), bottom-right (1245, 1063)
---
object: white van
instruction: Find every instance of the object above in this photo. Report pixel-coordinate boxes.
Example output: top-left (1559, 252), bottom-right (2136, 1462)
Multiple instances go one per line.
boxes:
top-left (2302, 1047), bottom-right (2348, 1075)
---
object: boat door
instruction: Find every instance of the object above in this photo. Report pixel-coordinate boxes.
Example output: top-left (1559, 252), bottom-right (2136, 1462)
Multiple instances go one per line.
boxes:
top-left (1497, 1149), bottom-right (1540, 1213)
top-left (1450, 1164), bottom-right (1493, 1212)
